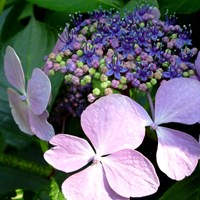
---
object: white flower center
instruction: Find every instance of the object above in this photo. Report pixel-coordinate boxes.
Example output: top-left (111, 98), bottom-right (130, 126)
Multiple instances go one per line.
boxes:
top-left (92, 154), bottom-right (101, 165)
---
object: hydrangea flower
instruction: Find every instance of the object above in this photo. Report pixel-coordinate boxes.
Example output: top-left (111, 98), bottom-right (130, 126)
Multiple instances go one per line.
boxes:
top-left (44, 4), bottom-right (198, 119)
top-left (44, 94), bottom-right (160, 199)
top-left (131, 78), bottom-right (200, 180)
top-left (4, 46), bottom-right (54, 141)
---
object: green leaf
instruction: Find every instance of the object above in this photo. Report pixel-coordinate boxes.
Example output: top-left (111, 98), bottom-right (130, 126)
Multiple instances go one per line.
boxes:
top-left (0, 165), bottom-right (49, 195)
top-left (0, 0), bottom-right (6, 14)
top-left (5, 17), bottom-right (57, 78)
top-left (159, 167), bottom-right (200, 200)
top-left (157, 0), bottom-right (200, 14)
top-left (49, 178), bottom-right (65, 200)
top-left (48, 72), bottom-right (64, 111)
top-left (121, 0), bottom-right (159, 12)
top-left (26, 0), bottom-right (124, 12)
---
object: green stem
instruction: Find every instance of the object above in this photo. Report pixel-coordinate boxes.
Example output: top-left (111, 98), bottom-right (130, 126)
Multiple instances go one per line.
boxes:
top-left (0, 153), bottom-right (53, 177)
top-left (146, 89), bottom-right (155, 121)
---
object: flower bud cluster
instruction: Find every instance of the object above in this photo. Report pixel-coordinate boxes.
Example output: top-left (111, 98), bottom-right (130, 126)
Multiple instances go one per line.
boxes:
top-left (45, 4), bottom-right (197, 117)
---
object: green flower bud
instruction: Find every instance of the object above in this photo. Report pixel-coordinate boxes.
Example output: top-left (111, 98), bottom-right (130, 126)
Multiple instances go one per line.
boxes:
top-left (56, 55), bottom-right (62, 62)
top-left (183, 72), bottom-right (189, 77)
top-left (106, 80), bottom-right (111, 87)
top-left (120, 76), bottom-right (127, 84)
top-left (146, 82), bottom-right (152, 89)
top-left (60, 61), bottom-right (66, 67)
top-left (188, 70), bottom-right (195, 76)
top-left (92, 88), bottom-right (100, 96)
top-left (64, 74), bottom-right (72, 82)
top-left (89, 68), bottom-right (96, 75)
top-left (136, 56), bottom-right (141, 62)
top-left (100, 74), bottom-right (108, 82)
top-left (84, 75), bottom-right (91, 83)
top-left (139, 22), bottom-right (145, 28)
top-left (171, 33), bottom-right (177, 39)
top-left (118, 84), bottom-right (123, 89)
top-left (48, 69), bottom-right (55, 76)
top-left (162, 62), bottom-right (169, 68)
top-left (150, 78), bottom-right (157, 85)
top-left (80, 79), bottom-right (86, 86)
top-left (94, 72), bottom-right (101, 79)
top-left (100, 59), bottom-right (105, 65)
top-left (76, 49), bottom-right (83, 57)
top-left (77, 61), bottom-right (84, 68)
top-left (100, 82), bottom-right (108, 89)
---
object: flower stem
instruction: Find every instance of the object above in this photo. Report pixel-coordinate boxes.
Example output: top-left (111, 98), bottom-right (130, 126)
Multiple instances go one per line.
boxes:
top-left (0, 153), bottom-right (53, 177)
top-left (146, 89), bottom-right (155, 121)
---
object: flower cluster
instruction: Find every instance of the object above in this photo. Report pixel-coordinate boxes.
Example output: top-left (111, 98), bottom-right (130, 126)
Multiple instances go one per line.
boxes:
top-left (45, 4), bottom-right (197, 117)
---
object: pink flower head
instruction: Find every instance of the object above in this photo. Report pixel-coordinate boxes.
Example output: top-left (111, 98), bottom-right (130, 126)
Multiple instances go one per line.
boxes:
top-left (4, 46), bottom-right (55, 141)
top-left (137, 78), bottom-right (200, 180)
top-left (44, 94), bottom-right (160, 199)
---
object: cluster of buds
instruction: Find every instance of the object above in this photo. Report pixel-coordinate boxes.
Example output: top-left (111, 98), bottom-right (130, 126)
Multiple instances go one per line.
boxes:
top-left (45, 4), bottom-right (198, 117)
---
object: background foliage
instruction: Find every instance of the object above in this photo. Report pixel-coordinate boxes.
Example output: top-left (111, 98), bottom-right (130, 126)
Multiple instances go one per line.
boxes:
top-left (0, 0), bottom-right (200, 199)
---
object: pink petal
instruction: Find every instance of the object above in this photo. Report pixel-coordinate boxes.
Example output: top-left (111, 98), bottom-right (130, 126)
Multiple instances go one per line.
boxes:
top-left (4, 46), bottom-right (25, 94)
top-left (156, 126), bottom-right (200, 180)
top-left (81, 94), bottom-right (146, 155)
top-left (7, 88), bottom-right (33, 135)
top-left (194, 51), bottom-right (200, 77)
top-left (102, 149), bottom-right (159, 198)
top-left (27, 68), bottom-right (51, 115)
top-left (28, 109), bottom-right (54, 141)
top-left (155, 78), bottom-right (200, 125)
top-left (62, 163), bottom-right (128, 200)
top-left (44, 134), bottom-right (95, 172)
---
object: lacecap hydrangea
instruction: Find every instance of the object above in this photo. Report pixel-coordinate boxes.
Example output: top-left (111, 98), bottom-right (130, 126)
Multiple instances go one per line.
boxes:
top-left (44, 4), bottom-right (198, 119)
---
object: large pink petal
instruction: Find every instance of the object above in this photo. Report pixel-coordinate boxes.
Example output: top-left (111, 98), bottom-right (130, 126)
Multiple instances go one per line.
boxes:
top-left (4, 46), bottom-right (25, 94)
top-left (27, 68), bottom-right (51, 115)
top-left (7, 88), bottom-right (33, 135)
top-left (156, 126), bottom-right (200, 180)
top-left (155, 78), bottom-right (200, 125)
top-left (102, 149), bottom-right (159, 198)
top-left (44, 134), bottom-right (95, 172)
top-left (28, 109), bottom-right (54, 141)
top-left (62, 163), bottom-right (128, 200)
top-left (81, 94), bottom-right (146, 155)
top-left (194, 51), bottom-right (200, 77)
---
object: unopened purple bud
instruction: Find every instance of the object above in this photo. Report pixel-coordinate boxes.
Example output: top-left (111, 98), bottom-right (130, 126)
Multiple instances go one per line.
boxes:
top-left (111, 79), bottom-right (119, 88)
top-left (72, 54), bottom-right (79, 62)
top-left (87, 93), bottom-right (96, 103)
top-left (91, 60), bottom-right (100, 68)
top-left (72, 76), bottom-right (80, 85)
top-left (167, 41), bottom-right (174, 49)
top-left (162, 36), bottom-right (170, 43)
top-left (73, 42), bottom-right (81, 50)
top-left (54, 63), bottom-right (61, 71)
top-left (75, 68), bottom-right (84, 77)
top-left (46, 61), bottom-right (53, 69)
top-left (139, 83), bottom-right (147, 91)
top-left (140, 52), bottom-right (148, 60)
top-left (95, 49), bottom-right (104, 56)
top-left (82, 64), bottom-right (89, 73)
